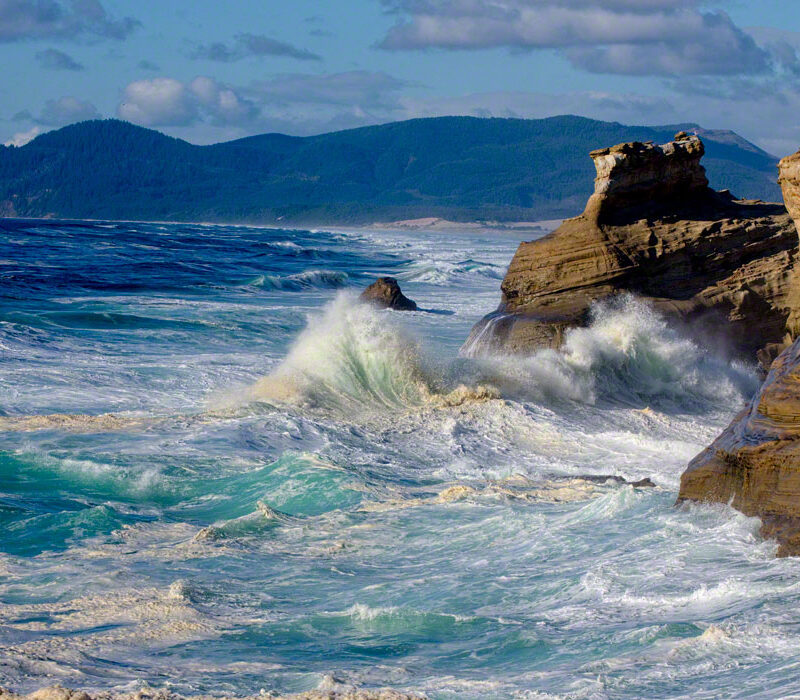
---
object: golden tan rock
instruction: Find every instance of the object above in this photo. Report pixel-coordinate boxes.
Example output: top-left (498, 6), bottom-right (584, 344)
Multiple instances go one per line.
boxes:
top-left (778, 149), bottom-right (800, 339)
top-left (678, 337), bottom-right (800, 556)
top-left (674, 145), bottom-right (800, 557)
top-left (464, 134), bottom-right (798, 365)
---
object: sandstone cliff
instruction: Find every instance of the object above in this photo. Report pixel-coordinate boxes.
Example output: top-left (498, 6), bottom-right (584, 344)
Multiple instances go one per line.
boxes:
top-left (676, 148), bottom-right (800, 556)
top-left (779, 149), bottom-right (800, 339)
top-left (464, 133), bottom-right (798, 365)
top-left (678, 337), bottom-right (800, 556)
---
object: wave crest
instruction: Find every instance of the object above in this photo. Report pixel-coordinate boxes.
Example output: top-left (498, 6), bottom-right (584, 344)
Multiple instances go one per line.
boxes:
top-left (468, 295), bottom-right (759, 408)
top-left (247, 270), bottom-right (348, 291)
top-left (249, 293), bottom-right (436, 410)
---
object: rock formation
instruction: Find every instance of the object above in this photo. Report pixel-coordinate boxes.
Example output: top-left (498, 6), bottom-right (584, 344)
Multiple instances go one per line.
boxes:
top-left (464, 133), bottom-right (798, 366)
top-left (678, 337), bottom-right (800, 556)
top-left (779, 149), bottom-right (800, 339)
top-left (360, 277), bottom-right (417, 311)
top-left (677, 147), bottom-right (800, 556)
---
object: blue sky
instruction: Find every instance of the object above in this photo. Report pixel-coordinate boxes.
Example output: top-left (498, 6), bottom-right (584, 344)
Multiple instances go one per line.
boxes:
top-left (3, 0), bottom-right (800, 155)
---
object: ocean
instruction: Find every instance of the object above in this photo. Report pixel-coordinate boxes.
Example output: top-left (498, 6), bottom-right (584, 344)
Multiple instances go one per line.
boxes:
top-left (2, 218), bottom-right (800, 699)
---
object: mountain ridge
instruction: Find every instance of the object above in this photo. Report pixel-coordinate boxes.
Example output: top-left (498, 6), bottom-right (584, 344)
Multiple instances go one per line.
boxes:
top-left (0, 115), bottom-right (784, 224)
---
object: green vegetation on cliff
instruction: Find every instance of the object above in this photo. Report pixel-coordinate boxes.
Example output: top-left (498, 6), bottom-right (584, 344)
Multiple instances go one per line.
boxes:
top-left (0, 115), bottom-right (782, 224)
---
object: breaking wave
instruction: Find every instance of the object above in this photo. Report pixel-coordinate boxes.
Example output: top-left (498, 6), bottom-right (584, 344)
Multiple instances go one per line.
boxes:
top-left (248, 293), bottom-right (756, 415)
top-left (466, 296), bottom-right (760, 409)
top-left (249, 292), bottom-right (438, 410)
top-left (397, 258), bottom-right (504, 285)
top-left (246, 269), bottom-right (349, 291)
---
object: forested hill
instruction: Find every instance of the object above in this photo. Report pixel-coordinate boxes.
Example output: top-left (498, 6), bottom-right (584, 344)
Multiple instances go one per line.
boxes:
top-left (0, 116), bottom-right (784, 224)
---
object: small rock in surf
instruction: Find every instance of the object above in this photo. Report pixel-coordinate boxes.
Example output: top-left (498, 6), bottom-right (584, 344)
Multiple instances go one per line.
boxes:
top-left (360, 277), bottom-right (417, 311)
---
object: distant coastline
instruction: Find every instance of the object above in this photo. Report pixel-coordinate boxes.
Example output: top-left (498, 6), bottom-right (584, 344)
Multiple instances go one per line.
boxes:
top-left (0, 213), bottom-right (562, 236)
top-left (0, 115), bottom-right (782, 225)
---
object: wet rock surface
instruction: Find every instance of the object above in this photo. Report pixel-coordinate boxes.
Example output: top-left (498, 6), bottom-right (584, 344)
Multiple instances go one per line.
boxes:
top-left (678, 337), bottom-right (800, 556)
top-left (675, 145), bottom-right (800, 557)
top-left (359, 277), bottom-right (417, 311)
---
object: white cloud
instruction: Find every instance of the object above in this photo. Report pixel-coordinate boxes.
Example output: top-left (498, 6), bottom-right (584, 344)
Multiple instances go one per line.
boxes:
top-left (115, 72), bottom-right (406, 134)
top-left (118, 77), bottom-right (197, 126)
top-left (117, 76), bottom-right (259, 128)
top-left (4, 125), bottom-right (42, 146)
top-left (189, 76), bottom-right (258, 124)
top-left (378, 0), bottom-right (770, 76)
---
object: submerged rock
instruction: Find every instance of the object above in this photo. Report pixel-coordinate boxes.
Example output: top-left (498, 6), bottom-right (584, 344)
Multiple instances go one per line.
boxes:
top-left (678, 337), bottom-right (800, 556)
top-left (360, 277), bottom-right (417, 311)
top-left (577, 475), bottom-right (656, 488)
top-left (465, 133), bottom-right (798, 365)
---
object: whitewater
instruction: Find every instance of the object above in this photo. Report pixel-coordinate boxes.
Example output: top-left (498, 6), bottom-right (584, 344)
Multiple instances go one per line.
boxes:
top-left (2, 218), bottom-right (800, 699)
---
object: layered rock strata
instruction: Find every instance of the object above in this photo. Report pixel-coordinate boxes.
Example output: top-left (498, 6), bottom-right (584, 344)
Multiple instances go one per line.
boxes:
top-left (677, 148), bottom-right (800, 556)
top-left (464, 134), bottom-right (798, 365)
top-left (678, 337), bottom-right (800, 556)
top-left (779, 149), bottom-right (800, 339)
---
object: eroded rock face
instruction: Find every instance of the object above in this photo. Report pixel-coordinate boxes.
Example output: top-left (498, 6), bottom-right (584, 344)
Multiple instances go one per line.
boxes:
top-left (778, 150), bottom-right (800, 339)
top-left (674, 146), bottom-right (800, 556)
top-left (585, 133), bottom-right (708, 222)
top-left (360, 277), bottom-right (417, 311)
top-left (678, 337), bottom-right (800, 556)
top-left (464, 133), bottom-right (798, 364)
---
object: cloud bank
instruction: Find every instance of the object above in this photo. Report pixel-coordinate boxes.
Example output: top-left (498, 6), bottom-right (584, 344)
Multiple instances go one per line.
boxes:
top-left (190, 33), bottom-right (321, 62)
top-left (378, 0), bottom-right (772, 76)
top-left (35, 47), bottom-right (83, 70)
top-left (115, 72), bottom-right (407, 136)
top-left (0, 0), bottom-right (139, 42)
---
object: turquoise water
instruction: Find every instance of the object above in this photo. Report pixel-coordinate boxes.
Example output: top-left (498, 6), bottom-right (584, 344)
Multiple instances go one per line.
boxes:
top-left (2, 219), bottom-right (800, 699)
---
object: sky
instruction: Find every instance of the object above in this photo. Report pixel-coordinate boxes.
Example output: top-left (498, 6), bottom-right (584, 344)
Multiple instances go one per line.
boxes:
top-left (3, 0), bottom-right (800, 155)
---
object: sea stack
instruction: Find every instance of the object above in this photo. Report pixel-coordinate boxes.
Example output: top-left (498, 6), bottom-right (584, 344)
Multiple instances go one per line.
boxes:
top-left (360, 277), bottom-right (418, 311)
top-left (677, 149), bottom-right (800, 556)
top-left (463, 133), bottom-right (798, 365)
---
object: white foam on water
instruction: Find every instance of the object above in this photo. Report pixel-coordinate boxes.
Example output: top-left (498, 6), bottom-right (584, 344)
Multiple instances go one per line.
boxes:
top-left (3, 222), bottom-right (793, 700)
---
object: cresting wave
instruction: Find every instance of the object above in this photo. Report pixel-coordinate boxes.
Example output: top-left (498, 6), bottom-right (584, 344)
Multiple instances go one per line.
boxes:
top-left (247, 292), bottom-right (446, 410)
top-left (396, 257), bottom-right (504, 285)
top-left (248, 292), bottom-right (758, 415)
top-left (246, 269), bottom-right (349, 291)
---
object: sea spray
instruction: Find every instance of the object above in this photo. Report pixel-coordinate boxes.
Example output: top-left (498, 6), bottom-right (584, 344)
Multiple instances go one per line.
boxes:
top-left (466, 296), bottom-right (760, 409)
top-left (249, 292), bottom-right (442, 411)
top-left (248, 293), bottom-right (756, 415)
top-left (247, 293), bottom-right (500, 414)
